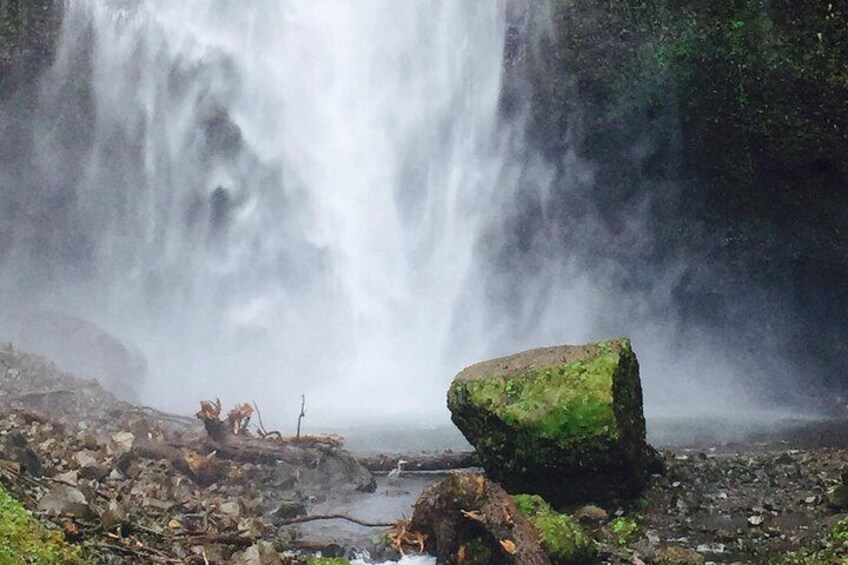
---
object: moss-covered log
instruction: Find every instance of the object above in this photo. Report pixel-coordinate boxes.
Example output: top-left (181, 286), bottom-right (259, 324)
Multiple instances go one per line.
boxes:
top-left (410, 473), bottom-right (551, 565)
top-left (447, 338), bottom-right (652, 505)
top-left (512, 494), bottom-right (597, 564)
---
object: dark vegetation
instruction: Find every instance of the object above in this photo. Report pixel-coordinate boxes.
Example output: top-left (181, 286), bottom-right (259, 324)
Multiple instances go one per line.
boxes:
top-left (0, 0), bottom-right (61, 90)
top-left (509, 0), bottom-right (848, 398)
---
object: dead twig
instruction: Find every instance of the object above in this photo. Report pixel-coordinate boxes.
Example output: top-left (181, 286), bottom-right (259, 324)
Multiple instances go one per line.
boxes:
top-left (279, 513), bottom-right (393, 528)
top-left (296, 394), bottom-right (305, 441)
top-left (252, 400), bottom-right (268, 436)
top-left (176, 533), bottom-right (257, 548)
top-left (253, 401), bottom-right (283, 440)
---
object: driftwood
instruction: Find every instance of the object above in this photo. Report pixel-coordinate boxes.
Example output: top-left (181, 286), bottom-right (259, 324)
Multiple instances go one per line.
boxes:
top-left (410, 472), bottom-right (550, 565)
top-left (358, 451), bottom-right (479, 473)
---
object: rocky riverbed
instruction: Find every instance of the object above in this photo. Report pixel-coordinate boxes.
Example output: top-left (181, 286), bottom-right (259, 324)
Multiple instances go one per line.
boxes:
top-left (2, 344), bottom-right (848, 564)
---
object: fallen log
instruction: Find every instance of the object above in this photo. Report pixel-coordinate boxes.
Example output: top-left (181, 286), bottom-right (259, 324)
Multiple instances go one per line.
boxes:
top-left (356, 451), bottom-right (479, 473)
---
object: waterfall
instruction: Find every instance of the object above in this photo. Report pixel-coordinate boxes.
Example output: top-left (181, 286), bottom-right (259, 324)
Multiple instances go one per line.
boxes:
top-left (1, 1), bottom-right (788, 429)
top-left (3, 0), bottom-right (576, 424)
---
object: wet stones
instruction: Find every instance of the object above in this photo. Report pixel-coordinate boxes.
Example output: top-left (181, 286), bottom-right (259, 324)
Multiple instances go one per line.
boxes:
top-left (271, 500), bottom-right (307, 522)
top-left (4, 431), bottom-right (43, 476)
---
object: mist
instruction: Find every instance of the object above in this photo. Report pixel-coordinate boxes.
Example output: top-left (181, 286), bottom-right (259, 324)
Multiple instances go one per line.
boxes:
top-left (0, 0), bottom-right (825, 433)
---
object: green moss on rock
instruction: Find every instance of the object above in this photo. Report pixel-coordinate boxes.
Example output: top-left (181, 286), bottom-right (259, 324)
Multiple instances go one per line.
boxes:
top-left (512, 494), bottom-right (597, 564)
top-left (0, 482), bottom-right (86, 565)
top-left (609, 516), bottom-right (641, 546)
top-left (448, 338), bottom-right (650, 504)
top-left (781, 516), bottom-right (848, 564)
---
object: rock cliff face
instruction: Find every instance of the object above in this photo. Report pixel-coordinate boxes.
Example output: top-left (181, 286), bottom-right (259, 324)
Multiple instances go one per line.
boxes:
top-left (507, 0), bottom-right (848, 395)
top-left (0, 0), bottom-right (62, 91)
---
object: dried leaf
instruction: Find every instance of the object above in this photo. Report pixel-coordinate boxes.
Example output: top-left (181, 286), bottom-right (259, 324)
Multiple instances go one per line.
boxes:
top-left (501, 504), bottom-right (513, 525)
top-left (499, 539), bottom-right (517, 554)
top-left (461, 509), bottom-right (484, 522)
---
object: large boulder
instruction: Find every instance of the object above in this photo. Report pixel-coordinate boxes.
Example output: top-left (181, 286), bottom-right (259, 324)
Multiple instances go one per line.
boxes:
top-left (447, 338), bottom-right (652, 505)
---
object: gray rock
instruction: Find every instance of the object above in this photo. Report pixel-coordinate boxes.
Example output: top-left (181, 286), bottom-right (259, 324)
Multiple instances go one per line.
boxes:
top-left (37, 484), bottom-right (95, 520)
top-left (271, 500), bottom-right (307, 522)
top-left (573, 504), bottom-right (608, 523)
top-left (7, 432), bottom-right (43, 476)
top-left (236, 541), bottom-right (282, 565)
top-left (827, 484), bottom-right (848, 510)
top-left (100, 499), bottom-right (128, 530)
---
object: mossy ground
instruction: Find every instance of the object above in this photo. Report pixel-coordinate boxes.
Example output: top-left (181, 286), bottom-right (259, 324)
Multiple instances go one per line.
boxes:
top-left (512, 494), bottom-right (597, 564)
top-left (0, 482), bottom-right (86, 565)
top-left (306, 558), bottom-right (350, 565)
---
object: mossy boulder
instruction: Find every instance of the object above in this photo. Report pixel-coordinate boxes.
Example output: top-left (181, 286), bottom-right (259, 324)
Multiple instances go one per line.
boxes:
top-left (512, 494), bottom-right (597, 564)
top-left (447, 338), bottom-right (652, 504)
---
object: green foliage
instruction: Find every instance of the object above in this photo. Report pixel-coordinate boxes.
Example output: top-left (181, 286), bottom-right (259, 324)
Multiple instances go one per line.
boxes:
top-left (306, 558), bottom-right (350, 565)
top-left (513, 493), bottom-right (550, 517)
top-left (609, 516), bottom-right (641, 546)
top-left (512, 494), bottom-right (598, 564)
top-left (0, 482), bottom-right (87, 565)
top-left (631, 0), bottom-right (847, 215)
top-left (533, 0), bottom-right (847, 234)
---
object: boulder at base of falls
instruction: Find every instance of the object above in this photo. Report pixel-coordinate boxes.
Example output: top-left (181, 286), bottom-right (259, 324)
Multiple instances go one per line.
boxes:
top-left (447, 338), bottom-right (654, 505)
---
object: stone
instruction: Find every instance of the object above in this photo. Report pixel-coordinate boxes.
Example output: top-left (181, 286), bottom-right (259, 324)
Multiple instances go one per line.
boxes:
top-left (448, 338), bottom-right (651, 505)
top-left (827, 484), bottom-right (848, 510)
top-left (73, 450), bottom-right (98, 469)
top-left (37, 484), bottom-right (95, 520)
top-left (79, 463), bottom-right (110, 481)
top-left (220, 500), bottom-right (240, 517)
top-left (100, 499), bottom-right (128, 530)
top-left (236, 541), bottom-right (281, 565)
top-left (54, 470), bottom-right (79, 486)
top-left (271, 500), bottom-right (307, 522)
top-left (573, 504), bottom-right (608, 524)
top-left (7, 432), bottom-right (43, 477)
top-left (109, 431), bottom-right (135, 455)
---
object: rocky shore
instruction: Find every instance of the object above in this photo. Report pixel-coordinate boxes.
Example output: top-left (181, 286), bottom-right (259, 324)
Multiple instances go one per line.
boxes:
top-left (1, 343), bottom-right (848, 564)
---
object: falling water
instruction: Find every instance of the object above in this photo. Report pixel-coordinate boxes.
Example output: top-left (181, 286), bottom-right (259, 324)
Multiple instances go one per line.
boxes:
top-left (1, 1), bottom-right (798, 431)
top-left (1, 0), bottom-right (561, 424)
